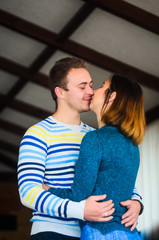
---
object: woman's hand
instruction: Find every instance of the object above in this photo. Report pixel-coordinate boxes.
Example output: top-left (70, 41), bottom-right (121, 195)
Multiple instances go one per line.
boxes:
top-left (42, 182), bottom-right (50, 191)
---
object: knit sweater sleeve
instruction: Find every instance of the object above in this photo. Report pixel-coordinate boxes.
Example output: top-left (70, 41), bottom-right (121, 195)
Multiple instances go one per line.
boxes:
top-left (132, 187), bottom-right (144, 214)
top-left (49, 131), bottom-right (102, 201)
top-left (17, 124), bottom-right (85, 220)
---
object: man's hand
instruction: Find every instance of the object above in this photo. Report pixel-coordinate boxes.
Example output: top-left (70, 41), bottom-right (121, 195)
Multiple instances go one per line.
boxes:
top-left (84, 194), bottom-right (115, 222)
top-left (42, 182), bottom-right (50, 191)
top-left (120, 200), bottom-right (141, 231)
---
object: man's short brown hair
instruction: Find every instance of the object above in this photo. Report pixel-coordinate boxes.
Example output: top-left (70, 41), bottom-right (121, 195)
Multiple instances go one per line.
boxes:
top-left (49, 57), bottom-right (86, 107)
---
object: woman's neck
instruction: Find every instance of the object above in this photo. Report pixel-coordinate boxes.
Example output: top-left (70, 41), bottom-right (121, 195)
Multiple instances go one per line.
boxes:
top-left (95, 111), bottom-right (105, 128)
top-left (98, 120), bottom-right (105, 128)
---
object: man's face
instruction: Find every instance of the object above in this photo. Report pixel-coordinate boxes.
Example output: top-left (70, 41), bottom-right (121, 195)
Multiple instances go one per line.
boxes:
top-left (63, 68), bottom-right (94, 113)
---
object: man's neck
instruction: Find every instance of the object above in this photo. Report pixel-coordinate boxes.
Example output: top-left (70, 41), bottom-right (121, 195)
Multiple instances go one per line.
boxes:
top-left (53, 109), bottom-right (81, 125)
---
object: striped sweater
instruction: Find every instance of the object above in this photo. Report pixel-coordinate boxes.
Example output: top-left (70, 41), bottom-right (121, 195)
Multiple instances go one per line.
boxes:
top-left (17, 116), bottom-right (143, 237)
top-left (17, 116), bottom-right (94, 237)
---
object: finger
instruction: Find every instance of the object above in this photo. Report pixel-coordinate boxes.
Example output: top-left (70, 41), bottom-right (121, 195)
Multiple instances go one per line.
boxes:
top-left (92, 194), bottom-right (107, 201)
top-left (42, 183), bottom-right (47, 190)
top-left (124, 218), bottom-right (136, 227)
top-left (109, 208), bottom-right (115, 216)
top-left (121, 209), bottom-right (134, 220)
top-left (99, 200), bottom-right (113, 209)
top-left (120, 200), bottom-right (131, 207)
top-left (103, 203), bottom-right (114, 212)
top-left (130, 221), bottom-right (137, 231)
top-left (43, 183), bottom-right (49, 190)
top-left (102, 208), bottom-right (115, 217)
top-left (96, 216), bottom-right (113, 222)
top-left (121, 214), bottom-right (136, 224)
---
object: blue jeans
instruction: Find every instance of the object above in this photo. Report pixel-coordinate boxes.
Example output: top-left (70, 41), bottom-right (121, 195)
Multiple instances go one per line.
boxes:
top-left (30, 231), bottom-right (80, 240)
top-left (81, 225), bottom-right (141, 240)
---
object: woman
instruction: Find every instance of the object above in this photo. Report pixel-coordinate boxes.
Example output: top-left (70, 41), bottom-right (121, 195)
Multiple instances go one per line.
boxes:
top-left (43, 74), bottom-right (146, 239)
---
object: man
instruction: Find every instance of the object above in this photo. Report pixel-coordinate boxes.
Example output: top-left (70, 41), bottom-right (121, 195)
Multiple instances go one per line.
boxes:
top-left (18, 57), bottom-right (143, 240)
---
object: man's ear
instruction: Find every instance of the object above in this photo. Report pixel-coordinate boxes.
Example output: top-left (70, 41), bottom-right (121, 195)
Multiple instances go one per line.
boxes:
top-left (109, 91), bottom-right (116, 102)
top-left (54, 86), bottom-right (65, 99)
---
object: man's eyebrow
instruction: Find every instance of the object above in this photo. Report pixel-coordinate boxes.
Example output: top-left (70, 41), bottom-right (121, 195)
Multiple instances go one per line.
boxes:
top-left (77, 81), bottom-right (93, 86)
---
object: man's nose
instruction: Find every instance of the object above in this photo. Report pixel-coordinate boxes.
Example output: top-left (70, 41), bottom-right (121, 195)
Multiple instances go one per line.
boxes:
top-left (87, 86), bottom-right (94, 95)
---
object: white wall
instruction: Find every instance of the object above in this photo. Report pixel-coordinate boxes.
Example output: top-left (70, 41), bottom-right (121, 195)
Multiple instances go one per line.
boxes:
top-left (137, 120), bottom-right (159, 234)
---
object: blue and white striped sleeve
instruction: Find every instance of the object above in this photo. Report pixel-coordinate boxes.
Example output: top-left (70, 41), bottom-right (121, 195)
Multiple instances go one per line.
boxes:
top-left (132, 187), bottom-right (144, 214)
top-left (17, 126), bottom-right (85, 220)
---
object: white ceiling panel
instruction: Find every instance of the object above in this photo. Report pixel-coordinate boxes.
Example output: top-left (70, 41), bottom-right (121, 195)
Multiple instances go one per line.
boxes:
top-left (0, 0), bottom-right (84, 33)
top-left (141, 86), bottom-right (159, 111)
top-left (125, 0), bottom-right (159, 16)
top-left (0, 26), bottom-right (46, 66)
top-left (15, 82), bottom-right (55, 112)
top-left (71, 8), bottom-right (159, 77)
top-left (40, 50), bottom-right (112, 89)
top-left (41, 49), bottom-right (112, 79)
top-left (0, 108), bottom-right (41, 129)
top-left (40, 50), bottom-right (159, 115)
top-left (40, 50), bottom-right (74, 75)
top-left (0, 70), bottom-right (19, 94)
top-left (0, 128), bottom-right (21, 145)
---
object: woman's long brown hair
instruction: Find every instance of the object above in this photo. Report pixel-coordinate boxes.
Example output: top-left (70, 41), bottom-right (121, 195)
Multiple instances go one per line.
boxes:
top-left (101, 74), bottom-right (146, 145)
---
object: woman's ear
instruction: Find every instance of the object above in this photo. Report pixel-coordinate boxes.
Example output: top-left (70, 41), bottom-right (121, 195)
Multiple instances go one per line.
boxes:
top-left (109, 91), bottom-right (116, 102)
top-left (54, 86), bottom-right (65, 99)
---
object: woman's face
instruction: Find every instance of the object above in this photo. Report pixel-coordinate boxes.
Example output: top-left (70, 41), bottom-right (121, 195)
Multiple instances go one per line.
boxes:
top-left (90, 79), bottom-right (111, 113)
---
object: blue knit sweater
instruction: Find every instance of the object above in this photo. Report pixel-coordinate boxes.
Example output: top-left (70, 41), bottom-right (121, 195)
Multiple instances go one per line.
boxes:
top-left (49, 125), bottom-right (140, 234)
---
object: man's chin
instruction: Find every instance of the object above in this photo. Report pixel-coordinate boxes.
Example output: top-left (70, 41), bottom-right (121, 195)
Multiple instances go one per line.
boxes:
top-left (81, 106), bottom-right (90, 112)
top-left (82, 109), bottom-right (90, 112)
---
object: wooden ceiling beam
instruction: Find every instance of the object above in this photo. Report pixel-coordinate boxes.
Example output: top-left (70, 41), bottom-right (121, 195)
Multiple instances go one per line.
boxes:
top-left (0, 3), bottom-right (95, 78)
top-left (0, 3), bottom-right (95, 81)
top-left (0, 118), bottom-right (25, 136)
top-left (0, 152), bottom-right (17, 171)
top-left (145, 105), bottom-right (159, 125)
top-left (0, 93), bottom-right (52, 119)
top-left (26, 4), bottom-right (94, 73)
top-left (11, 2), bottom-right (95, 85)
top-left (0, 56), bottom-right (49, 111)
top-left (0, 57), bottom-right (48, 88)
top-left (0, 4), bottom-right (94, 112)
top-left (0, 55), bottom-right (49, 112)
top-left (83, 0), bottom-right (159, 35)
top-left (0, 141), bottom-right (17, 181)
top-left (0, 95), bottom-right (159, 139)
top-left (0, 9), bottom-right (158, 91)
top-left (0, 140), bottom-right (19, 154)
top-left (57, 3), bottom-right (95, 42)
top-left (0, 172), bottom-right (17, 182)
top-left (0, 103), bottom-right (158, 180)
top-left (0, 103), bottom-right (158, 174)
